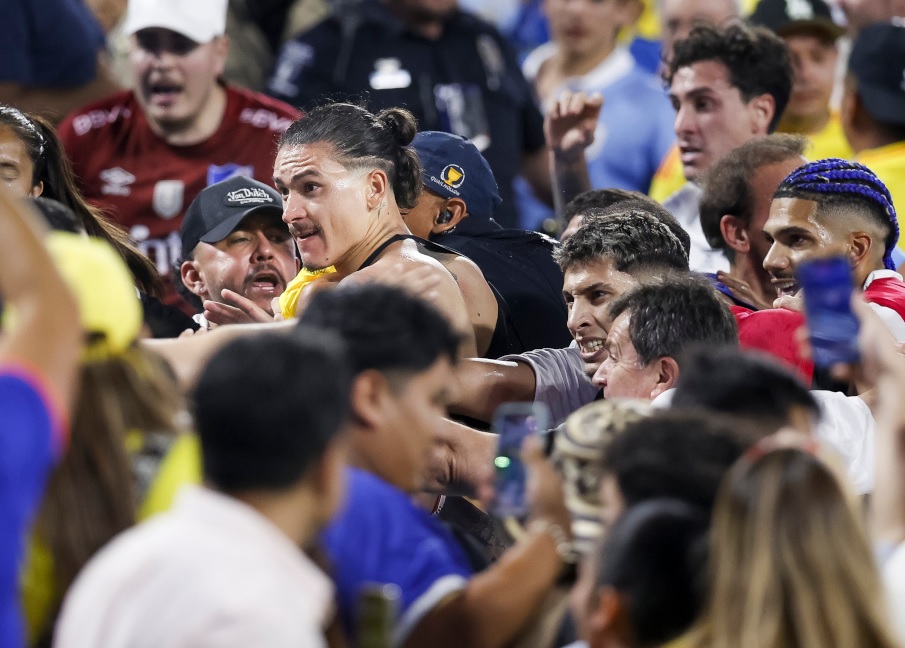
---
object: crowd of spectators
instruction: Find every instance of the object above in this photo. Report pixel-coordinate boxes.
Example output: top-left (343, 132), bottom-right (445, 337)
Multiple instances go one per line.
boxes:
top-left (3, 0), bottom-right (905, 647)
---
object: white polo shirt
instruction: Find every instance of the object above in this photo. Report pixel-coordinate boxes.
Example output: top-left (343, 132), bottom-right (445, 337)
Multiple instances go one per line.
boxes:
top-left (54, 486), bottom-right (334, 648)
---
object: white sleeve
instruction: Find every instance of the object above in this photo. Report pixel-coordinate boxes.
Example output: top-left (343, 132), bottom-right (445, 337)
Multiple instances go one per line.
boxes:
top-left (867, 302), bottom-right (905, 343)
top-left (883, 543), bottom-right (905, 644)
top-left (500, 346), bottom-right (599, 426)
top-left (811, 390), bottom-right (875, 494)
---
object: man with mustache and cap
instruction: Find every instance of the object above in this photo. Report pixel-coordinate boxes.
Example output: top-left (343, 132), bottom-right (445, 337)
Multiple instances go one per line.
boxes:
top-left (177, 175), bottom-right (299, 330)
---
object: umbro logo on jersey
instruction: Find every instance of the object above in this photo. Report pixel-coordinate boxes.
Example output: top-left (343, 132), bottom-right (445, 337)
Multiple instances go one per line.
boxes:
top-left (100, 167), bottom-right (136, 196)
top-left (225, 187), bottom-right (275, 205)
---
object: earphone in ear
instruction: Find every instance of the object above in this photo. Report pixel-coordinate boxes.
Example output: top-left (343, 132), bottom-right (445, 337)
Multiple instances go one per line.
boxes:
top-left (437, 209), bottom-right (453, 225)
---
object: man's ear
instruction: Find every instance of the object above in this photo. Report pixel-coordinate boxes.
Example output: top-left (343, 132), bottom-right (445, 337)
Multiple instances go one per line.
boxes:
top-left (720, 214), bottom-right (750, 254)
top-left (649, 356), bottom-right (680, 399)
top-left (29, 180), bottom-right (44, 198)
top-left (366, 169), bottom-right (390, 212)
top-left (181, 259), bottom-right (209, 300)
top-left (431, 198), bottom-right (468, 235)
top-left (749, 93), bottom-right (775, 135)
top-left (588, 586), bottom-right (622, 637)
top-left (849, 231), bottom-right (873, 267)
top-left (348, 370), bottom-right (393, 431)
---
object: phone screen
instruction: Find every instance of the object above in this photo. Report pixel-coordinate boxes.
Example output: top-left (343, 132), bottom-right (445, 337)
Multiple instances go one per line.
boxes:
top-left (490, 403), bottom-right (550, 519)
top-left (796, 256), bottom-right (860, 367)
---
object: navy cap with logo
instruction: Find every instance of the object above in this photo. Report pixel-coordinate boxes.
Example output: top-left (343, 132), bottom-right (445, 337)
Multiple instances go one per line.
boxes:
top-left (412, 131), bottom-right (503, 222)
top-left (849, 22), bottom-right (905, 127)
top-left (750, 0), bottom-right (843, 39)
top-left (180, 175), bottom-right (284, 259)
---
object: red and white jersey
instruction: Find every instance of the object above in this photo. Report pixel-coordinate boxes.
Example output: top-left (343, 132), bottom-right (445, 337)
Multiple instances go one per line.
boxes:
top-left (863, 270), bottom-right (905, 342)
top-left (58, 84), bottom-right (299, 276)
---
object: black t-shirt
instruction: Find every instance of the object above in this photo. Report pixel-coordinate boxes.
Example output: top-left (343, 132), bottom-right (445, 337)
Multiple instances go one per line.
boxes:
top-left (438, 224), bottom-right (571, 353)
top-left (267, 1), bottom-right (546, 228)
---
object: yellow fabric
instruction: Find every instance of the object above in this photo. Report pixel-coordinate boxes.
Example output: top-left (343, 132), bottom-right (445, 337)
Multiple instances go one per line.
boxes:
top-left (649, 144), bottom-right (686, 203)
top-left (20, 433), bottom-right (202, 643)
top-left (138, 433), bottom-right (202, 520)
top-left (661, 636), bottom-right (694, 648)
top-left (278, 267), bottom-right (337, 319)
top-left (781, 112), bottom-right (854, 161)
top-left (857, 141), bottom-right (905, 253)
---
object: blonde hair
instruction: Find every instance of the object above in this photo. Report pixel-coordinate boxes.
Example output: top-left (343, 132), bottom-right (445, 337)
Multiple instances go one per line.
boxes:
top-left (689, 447), bottom-right (901, 648)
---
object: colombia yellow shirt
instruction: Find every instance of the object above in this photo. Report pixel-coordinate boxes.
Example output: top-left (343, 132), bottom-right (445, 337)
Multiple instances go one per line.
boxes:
top-left (858, 141), bottom-right (905, 256)
top-left (780, 112), bottom-right (854, 161)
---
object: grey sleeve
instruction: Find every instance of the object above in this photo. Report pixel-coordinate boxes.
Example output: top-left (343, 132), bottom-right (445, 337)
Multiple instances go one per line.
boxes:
top-left (500, 346), bottom-right (599, 426)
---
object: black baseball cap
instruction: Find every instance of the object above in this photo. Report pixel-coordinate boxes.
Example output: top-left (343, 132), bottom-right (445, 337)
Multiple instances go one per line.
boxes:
top-left (412, 131), bottom-right (503, 222)
top-left (750, 0), bottom-right (843, 39)
top-left (849, 22), bottom-right (905, 127)
top-left (181, 175), bottom-right (284, 259)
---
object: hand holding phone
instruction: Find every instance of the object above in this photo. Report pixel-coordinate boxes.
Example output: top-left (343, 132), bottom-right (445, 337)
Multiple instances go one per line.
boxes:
top-left (796, 256), bottom-right (860, 368)
top-left (490, 403), bottom-right (550, 519)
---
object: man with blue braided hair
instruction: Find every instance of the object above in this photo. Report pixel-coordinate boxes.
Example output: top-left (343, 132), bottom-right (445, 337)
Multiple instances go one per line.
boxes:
top-left (763, 158), bottom-right (905, 341)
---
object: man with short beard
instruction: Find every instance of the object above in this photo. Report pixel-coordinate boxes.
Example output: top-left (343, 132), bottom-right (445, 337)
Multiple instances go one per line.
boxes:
top-left (57, 0), bottom-right (299, 303)
top-left (177, 176), bottom-right (299, 330)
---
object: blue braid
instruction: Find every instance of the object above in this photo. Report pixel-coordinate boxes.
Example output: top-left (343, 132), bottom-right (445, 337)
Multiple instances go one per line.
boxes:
top-left (777, 158), bottom-right (899, 270)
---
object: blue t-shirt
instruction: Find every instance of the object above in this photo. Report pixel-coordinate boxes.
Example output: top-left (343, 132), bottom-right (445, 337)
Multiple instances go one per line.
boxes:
top-left (0, 0), bottom-right (105, 87)
top-left (321, 468), bottom-right (473, 645)
top-left (517, 46), bottom-right (675, 230)
top-left (0, 369), bottom-right (61, 648)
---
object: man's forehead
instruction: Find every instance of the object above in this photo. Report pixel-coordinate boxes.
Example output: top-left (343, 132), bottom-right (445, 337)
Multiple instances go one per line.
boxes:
top-left (765, 196), bottom-right (820, 229)
top-left (670, 59), bottom-right (735, 96)
top-left (662, 0), bottom-right (737, 20)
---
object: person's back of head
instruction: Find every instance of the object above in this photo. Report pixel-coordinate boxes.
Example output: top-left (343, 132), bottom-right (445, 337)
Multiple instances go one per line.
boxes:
top-left (596, 498), bottom-right (709, 648)
top-left (700, 133), bottom-right (807, 261)
top-left (773, 158), bottom-right (899, 270)
top-left (555, 209), bottom-right (690, 277)
top-left (845, 22), bottom-right (905, 147)
top-left (194, 330), bottom-right (352, 495)
top-left (298, 283), bottom-right (461, 376)
top-left (594, 198), bottom-right (692, 261)
top-left (600, 409), bottom-right (759, 520)
top-left (692, 442), bottom-right (900, 648)
top-left (668, 22), bottom-right (792, 133)
top-left (672, 346), bottom-right (818, 435)
top-left (606, 275), bottom-right (739, 367)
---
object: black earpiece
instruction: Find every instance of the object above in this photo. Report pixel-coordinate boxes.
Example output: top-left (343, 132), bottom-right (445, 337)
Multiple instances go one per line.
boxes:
top-left (437, 209), bottom-right (453, 225)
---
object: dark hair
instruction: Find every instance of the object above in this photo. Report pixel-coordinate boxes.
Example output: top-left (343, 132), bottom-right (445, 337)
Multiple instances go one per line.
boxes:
top-left (600, 409), bottom-right (759, 512)
top-left (672, 346), bottom-right (818, 433)
top-left (563, 188), bottom-right (648, 221)
top-left (0, 105), bottom-right (162, 296)
top-left (773, 158), bottom-right (899, 270)
top-left (554, 209), bottom-right (690, 274)
top-left (31, 197), bottom-right (84, 234)
top-left (194, 330), bottom-right (352, 493)
top-left (298, 284), bottom-right (461, 378)
top-left (595, 198), bottom-right (692, 260)
top-left (599, 499), bottom-right (709, 647)
top-left (607, 276), bottom-right (738, 366)
top-left (700, 134), bottom-right (807, 261)
top-left (279, 102), bottom-right (423, 209)
top-left (667, 22), bottom-right (792, 132)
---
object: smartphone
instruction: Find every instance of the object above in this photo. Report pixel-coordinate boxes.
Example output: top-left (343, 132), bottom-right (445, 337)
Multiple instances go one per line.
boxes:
top-left (796, 256), bottom-right (860, 367)
top-left (490, 402), bottom-right (550, 519)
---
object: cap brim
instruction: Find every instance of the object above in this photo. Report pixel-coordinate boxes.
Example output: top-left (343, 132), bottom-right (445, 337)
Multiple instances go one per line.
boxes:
top-left (198, 205), bottom-right (285, 245)
top-left (779, 19), bottom-right (844, 39)
top-left (857, 83), bottom-right (905, 127)
top-left (123, 15), bottom-right (216, 43)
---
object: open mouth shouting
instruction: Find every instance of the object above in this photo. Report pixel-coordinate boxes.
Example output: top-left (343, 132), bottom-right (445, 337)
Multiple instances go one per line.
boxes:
top-left (771, 276), bottom-right (800, 298)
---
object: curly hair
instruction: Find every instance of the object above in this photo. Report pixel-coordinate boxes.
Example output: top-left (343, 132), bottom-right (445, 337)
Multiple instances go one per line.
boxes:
top-left (667, 22), bottom-right (792, 132)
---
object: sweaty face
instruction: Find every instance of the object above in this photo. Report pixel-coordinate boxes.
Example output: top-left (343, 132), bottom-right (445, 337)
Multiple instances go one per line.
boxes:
top-left (130, 28), bottom-right (227, 135)
top-left (274, 142), bottom-right (374, 271)
top-left (563, 259), bottom-right (639, 377)
top-left (592, 311), bottom-right (662, 400)
top-left (670, 60), bottom-right (767, 183)
top-left (378, 357), bottom-right (455, 493)
top-left (762, 197), bottom-right (850, 297)
top-left (784, 32), bottom-right (837, 123)
top-left (746, 158), bottom-right (807, 268)
top-left (0, 126), bottom-right (40, 197)
top-left (190, 212), bottom-right (298, 313)
top-left (401, 189), bottom-right (447, 240)
top-left (660, 0), bottom-right (738, 61)
top-left (545, 0), bottom-right (635, 59)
